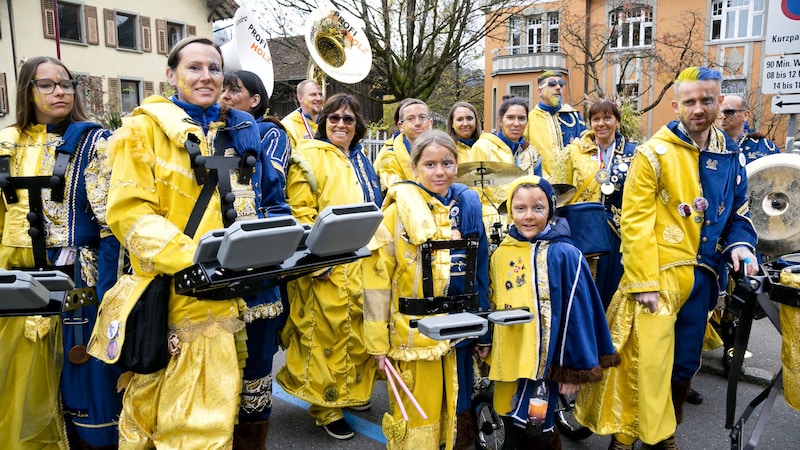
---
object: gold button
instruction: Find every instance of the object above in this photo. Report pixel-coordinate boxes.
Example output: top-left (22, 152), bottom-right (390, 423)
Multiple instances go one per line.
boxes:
top-left (702, 237), bottom-right (708, 242)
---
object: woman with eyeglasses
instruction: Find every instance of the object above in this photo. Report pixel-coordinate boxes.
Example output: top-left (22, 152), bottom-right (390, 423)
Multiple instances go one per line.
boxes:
top-left (219, 69), bottom-right (291, 446)
top-left (472, 96), bottom-right (541, 242)
top-left (277, 93), bottom-right (382, 440)
top-left (0, 56), bottom-right (124, 449)
top-left (364, 129), bottom-right (489, 450)
top-left (88, 37), bottom-right (277, 448)
top-left (560, 99), bottom-right (637, 308)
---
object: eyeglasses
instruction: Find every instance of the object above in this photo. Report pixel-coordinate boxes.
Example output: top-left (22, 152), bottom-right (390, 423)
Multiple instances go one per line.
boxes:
top-left (30, 79), bottom-right (78, 95)
top-left (721, 109), bottom-right (746, 118)
top-left (328, 113), bottom-right (356, 125)
top-left (400, 115), bottom-right (430, 124)
top-left (541, 78), bottom-right (566, 88)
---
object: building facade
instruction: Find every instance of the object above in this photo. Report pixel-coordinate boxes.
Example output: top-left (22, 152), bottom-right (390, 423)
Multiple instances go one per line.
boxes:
top-left (483, 0), bottom-right (788, 143)
top-left (0, 0), bottom-right (237, 128)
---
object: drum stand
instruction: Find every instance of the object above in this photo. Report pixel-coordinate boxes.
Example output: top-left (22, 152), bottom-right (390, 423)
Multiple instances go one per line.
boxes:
top-left (725, 262), bottom-right (798, 450)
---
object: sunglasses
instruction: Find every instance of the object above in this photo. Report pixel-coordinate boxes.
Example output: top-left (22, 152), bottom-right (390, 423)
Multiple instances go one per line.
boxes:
top-left (328, 113), bottom-right (356, 125)
top-left (721, 109), bottom-right (745, 118)
top-left (541, 78), bottom-right (566, 88)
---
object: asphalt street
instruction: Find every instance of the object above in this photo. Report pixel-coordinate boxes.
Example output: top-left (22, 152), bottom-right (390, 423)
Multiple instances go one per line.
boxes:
top-left (267, 314), bottom-right (800, 449)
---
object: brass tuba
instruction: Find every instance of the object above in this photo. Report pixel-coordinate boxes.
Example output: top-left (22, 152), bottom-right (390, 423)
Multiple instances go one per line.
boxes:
top-left (304, 6), bottom-right (372, 94)
top-left (220, 7), bottom-right (275, 97)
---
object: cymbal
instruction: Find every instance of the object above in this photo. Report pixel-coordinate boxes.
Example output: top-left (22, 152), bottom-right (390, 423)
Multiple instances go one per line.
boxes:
top-left (746, 153), bottom-right (800, 255)
top-left (552, 184), bottom-right (577, 208)
top-left (457, 161), bottom-right (524, 186)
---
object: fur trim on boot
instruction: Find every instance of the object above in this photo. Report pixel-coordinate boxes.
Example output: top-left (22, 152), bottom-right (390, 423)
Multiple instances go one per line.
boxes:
top-left (233, 419), bottom-right (270, 450)
top-left (455, 411), bottom-right (476, 450)
top-left (671, 380), bottom-right (691, 425)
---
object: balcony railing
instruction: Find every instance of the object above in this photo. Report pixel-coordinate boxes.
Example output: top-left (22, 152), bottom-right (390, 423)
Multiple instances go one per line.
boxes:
top-left (490, 46), bottom-right (568, 76)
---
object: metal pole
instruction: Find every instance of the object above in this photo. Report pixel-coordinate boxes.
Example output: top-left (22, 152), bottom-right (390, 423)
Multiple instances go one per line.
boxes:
top-left (53, 0), bottom-right (61, 59)
top-left (787, 113), bottom-right (798, 154)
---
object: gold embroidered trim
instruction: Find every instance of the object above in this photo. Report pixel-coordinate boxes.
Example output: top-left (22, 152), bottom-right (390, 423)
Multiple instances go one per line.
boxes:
top-left (170, 313), bottom-right (245, 343)
top-left (242, 301), bottom-right (284, 323)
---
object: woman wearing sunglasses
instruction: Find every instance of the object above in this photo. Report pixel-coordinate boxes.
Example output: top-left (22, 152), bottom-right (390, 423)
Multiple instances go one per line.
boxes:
top-left (277, 93), bottom-right (382, 440)
top-left (0, 56), bottom-right (123, 449)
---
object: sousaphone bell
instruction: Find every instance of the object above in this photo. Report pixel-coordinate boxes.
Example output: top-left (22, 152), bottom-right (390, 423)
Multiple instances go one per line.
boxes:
top-left (305, 7), bottom-right (373, 91)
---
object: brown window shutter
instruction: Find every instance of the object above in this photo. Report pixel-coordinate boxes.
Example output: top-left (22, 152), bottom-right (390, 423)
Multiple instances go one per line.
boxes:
top-left (107, 78), bottom-right (121, 112)
top-left (89, 76), bottom-right (103, 113)
top-left (156, 19), bottom-right (167, 55)
top-left (42, 0), bottom-right (56, 39)
top-left (86, 6), bottom-right (99, 45)
top-left (140, 16), bottom-right (152, 52)
top-left (0, 73), bottom-right (9, 115)
top-left (104, 9), bottom-right (117, 47)
top-left (144, 81), bottom-right (154, 97)
top-left (187, 25), bottom-right (196, 37)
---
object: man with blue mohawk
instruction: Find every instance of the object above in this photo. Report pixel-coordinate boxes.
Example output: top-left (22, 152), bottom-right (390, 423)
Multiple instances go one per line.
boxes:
top-left (574, 67), bottom-right (758, 449)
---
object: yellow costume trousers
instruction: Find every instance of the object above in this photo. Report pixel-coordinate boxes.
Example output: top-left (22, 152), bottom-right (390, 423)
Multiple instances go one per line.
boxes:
top-left (575, 265), bottom-right (694, 445)
top-left (118, 332), bottom-right (241, 450)
top-left (383, 353), bottom-right (457, 450)
top-left (0, 316), bottom-right (64, 449)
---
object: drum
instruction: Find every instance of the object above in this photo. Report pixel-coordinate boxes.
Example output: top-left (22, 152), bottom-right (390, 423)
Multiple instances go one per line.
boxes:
top-left (555, 202), bottom-right (611, 257)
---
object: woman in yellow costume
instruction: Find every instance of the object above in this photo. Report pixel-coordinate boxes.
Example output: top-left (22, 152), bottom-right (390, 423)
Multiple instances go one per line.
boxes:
top-left (559, 99), bottom-right (637, 308)
top-left (472, 96), bottom-right (540, 243)
top-left (0, 56), bottom-right (123, 449)
top-left (277, 93), bottom-right (382, 440)
top-left (364, 129), bottom-right (489, 449)
top-left (446, 101), bottom-right (482, 162)
top-left (87, 37), bottom-right (276, 448)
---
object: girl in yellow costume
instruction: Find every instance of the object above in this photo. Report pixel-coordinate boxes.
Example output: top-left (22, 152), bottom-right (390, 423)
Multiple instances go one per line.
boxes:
top-left (87, 37), bottom-right (267, 449)
top-left (0, 56), bottom-right (123, 449)
top-left (277, 93), bottom-right (382, 440)
top-left (364, 129), bottom-right (489, 449)
top-left (487, 176), bottom-right (618, 449)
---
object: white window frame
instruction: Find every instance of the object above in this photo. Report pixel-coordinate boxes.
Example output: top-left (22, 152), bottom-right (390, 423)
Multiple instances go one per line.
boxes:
top-left (609, 4), bottom-right (653, 50)
top-left (710, 0), bottom-right (765, 41)
top-left (547, 12), bottom-right (559, 53)
top-left (526, 16), bottom-right (543, 54)
top-left (509, 17), bottom-right (522, 55)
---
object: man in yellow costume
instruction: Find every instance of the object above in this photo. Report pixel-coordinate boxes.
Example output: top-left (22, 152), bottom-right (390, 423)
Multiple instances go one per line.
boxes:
top-left (576, 67), bottom-right (757, 449)
top-left (575, 67), bottom-right (758, 450)
top-left (524, 71), bottom-right (586, 182)
top-left (281, 79), bottom-right (323, 150)
top-left (373, 98), bottom-right (433, 191)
